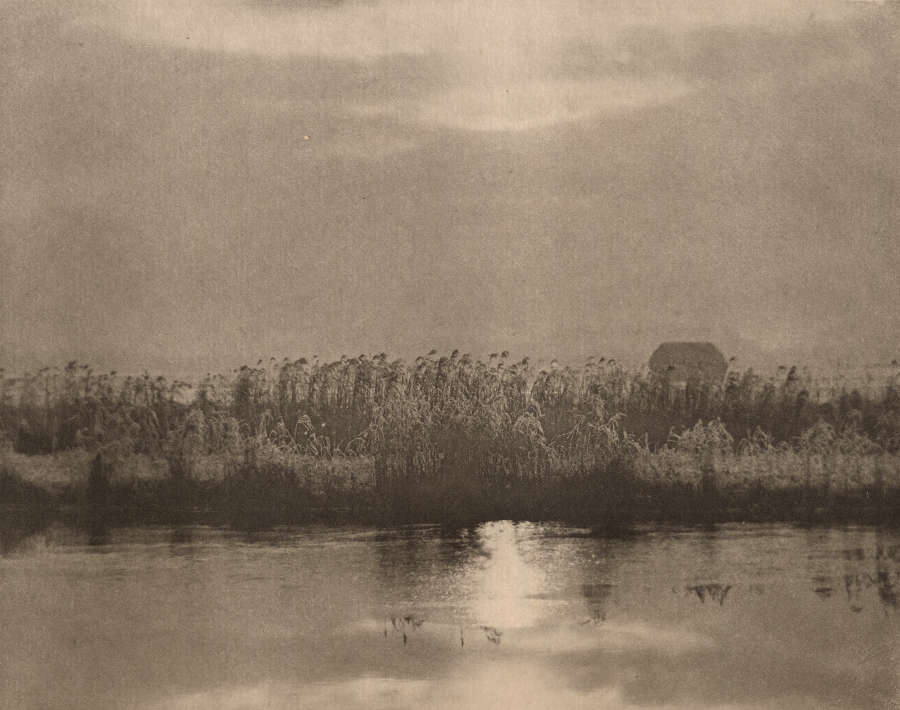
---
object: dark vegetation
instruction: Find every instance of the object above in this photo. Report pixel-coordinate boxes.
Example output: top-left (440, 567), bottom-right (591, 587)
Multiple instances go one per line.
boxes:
top-left (1, 354), bottom-right (899, 529)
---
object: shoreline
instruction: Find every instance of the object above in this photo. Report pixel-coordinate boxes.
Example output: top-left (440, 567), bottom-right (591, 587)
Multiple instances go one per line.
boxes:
top-left (4, 355), bottom-right (899, 531)
top-left (3, 455), bottom-right (898, 532)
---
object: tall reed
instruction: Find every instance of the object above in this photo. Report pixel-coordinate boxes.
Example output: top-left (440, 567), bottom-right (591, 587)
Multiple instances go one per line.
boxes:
top-left (2, 354), bottom-right (898, 524)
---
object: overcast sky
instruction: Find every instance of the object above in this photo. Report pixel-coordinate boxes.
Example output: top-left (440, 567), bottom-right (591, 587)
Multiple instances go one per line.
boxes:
top-left (2, 0), bottom-right (898, 375)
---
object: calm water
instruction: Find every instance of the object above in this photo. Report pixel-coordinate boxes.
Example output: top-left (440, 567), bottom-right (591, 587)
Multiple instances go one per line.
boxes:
top-left (1, 521), bottom-right (898, 709)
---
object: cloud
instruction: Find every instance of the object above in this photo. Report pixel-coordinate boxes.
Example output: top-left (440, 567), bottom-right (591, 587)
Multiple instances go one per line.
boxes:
top-left (87, 0), bottom-right (868, 136)
top-left (143, 673), bottom-right (840, 710)
top-left (249, 99), bottom-right (425, 156)
top-left (92, 0), bottom-right (860, 62)
top-left (89, 0), bottom-right (431, 61)
top-left (510, 621), bottom-right (715, 655)
top-left (85, 0), bottom-right (868, 134)
top-left (6, 0), bottom-right (898, 370)
top-left (360, 76), bottom-right (695, 132)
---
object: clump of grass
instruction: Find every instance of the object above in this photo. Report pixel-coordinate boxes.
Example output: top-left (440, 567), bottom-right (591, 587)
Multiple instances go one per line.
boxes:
top-left (1, 353), bottom-right (899, 526)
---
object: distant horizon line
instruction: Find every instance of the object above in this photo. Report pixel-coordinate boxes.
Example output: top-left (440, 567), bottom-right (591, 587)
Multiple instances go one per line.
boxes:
top-left (2, 350), bottom-right (897, 383)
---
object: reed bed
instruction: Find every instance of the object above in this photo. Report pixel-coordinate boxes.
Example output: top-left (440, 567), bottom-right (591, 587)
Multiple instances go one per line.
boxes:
top-left (1, 354), bottom-right (898, 527)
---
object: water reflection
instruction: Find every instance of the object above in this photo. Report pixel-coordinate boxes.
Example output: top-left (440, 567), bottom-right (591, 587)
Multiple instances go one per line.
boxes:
top-left (684, 583), bottom-right (732, 605)
top-left (470, 521), bottom-right (546, 628)
top-left (369, 522), bottom-right (899, 709)
top-left (86, 515), bottom-right (110, 547)
top-left (581, 582), bottom-right (615, 623)
top-left (803, 532), bottom-right (900, 614)
top-left (2, 523), bottom-right (899, 709)
top-left (818, 570), bottom-right (900, 613)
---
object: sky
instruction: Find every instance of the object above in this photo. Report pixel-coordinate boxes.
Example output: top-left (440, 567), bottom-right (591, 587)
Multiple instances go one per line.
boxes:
top-left (1, 0), bottom-right (898, 376)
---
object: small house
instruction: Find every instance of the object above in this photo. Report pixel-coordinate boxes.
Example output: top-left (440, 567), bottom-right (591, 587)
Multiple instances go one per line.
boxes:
top-left (649, 342), bottom-right (728, 386)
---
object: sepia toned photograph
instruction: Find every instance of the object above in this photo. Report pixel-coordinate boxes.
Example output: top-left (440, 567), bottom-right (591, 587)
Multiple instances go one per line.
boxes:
top-left (1, 1), bottom-right (899, 708)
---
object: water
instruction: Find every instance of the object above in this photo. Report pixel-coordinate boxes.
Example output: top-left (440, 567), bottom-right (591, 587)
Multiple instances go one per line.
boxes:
top-left (1, 521), bottom-right (898, 709)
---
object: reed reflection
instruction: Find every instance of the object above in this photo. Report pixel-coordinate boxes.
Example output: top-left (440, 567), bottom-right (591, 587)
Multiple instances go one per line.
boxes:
top-left (805, 531), bottom-right (900, 614)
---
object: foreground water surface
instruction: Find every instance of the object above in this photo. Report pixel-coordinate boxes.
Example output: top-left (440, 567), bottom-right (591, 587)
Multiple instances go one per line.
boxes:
top-left (1, 520), bottom-right (898, 709)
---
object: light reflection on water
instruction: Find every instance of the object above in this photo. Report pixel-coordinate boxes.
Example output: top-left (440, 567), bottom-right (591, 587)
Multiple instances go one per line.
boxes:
top-left (1, 521), bottom-right (898, 709)
top-left (471, 521), bottom-right (547, 628)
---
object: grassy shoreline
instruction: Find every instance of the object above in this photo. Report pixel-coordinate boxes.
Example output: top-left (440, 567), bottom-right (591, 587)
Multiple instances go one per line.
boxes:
top-left (2, 353), bottom-right (899, 530)
top-left (2, 447), bottom-right (898, 531)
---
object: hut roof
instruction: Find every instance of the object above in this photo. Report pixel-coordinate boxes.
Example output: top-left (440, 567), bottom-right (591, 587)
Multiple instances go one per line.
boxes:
top-left (649, 342), bottom-right (727, 383)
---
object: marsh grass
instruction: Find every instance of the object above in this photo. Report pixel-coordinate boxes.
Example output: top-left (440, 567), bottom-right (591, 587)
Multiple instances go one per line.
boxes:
top-left (2, 353), bottom-right (899, 527)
